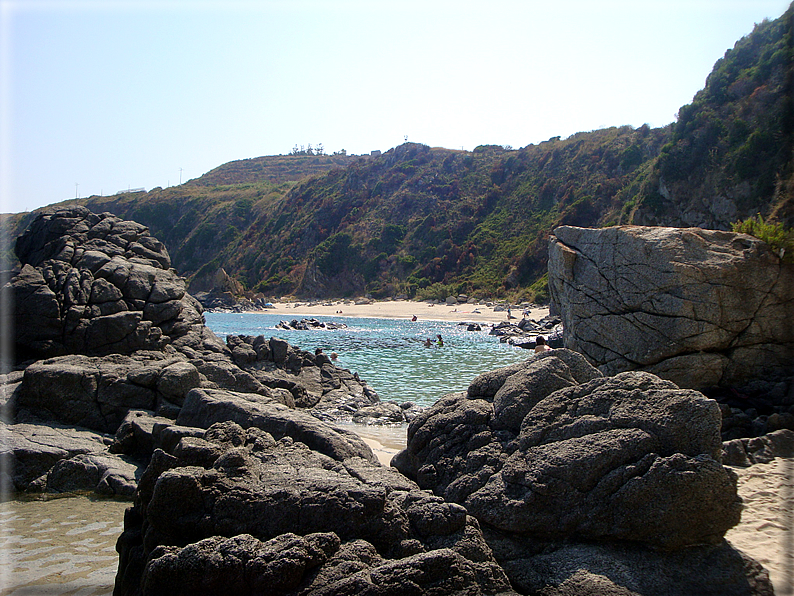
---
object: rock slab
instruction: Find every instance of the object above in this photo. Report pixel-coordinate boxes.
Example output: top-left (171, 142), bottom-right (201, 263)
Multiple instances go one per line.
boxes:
top-left (547, 225), bottom-right (794, 390)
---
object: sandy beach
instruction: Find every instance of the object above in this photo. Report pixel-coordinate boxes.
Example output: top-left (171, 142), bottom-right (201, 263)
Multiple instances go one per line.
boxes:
top-left (251, 299), bottom-right (550, 325)
top-left (726, 457), bottom-right (794, 594)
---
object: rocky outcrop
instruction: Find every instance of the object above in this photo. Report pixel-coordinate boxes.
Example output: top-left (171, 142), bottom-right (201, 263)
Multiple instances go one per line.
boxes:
top-left (0, 418), bottom-right (142, 496)
top-left (175, 388), bottom-right (378, 464)
top-left (548, 225), bottom-right (794, 391)
top-left (722, 428), bottom-right (794, 467)
top-left (392, 350), bottom-right (771, 594)
top-left (8, 206), bottom-right (224, 361)
top-left (114, 420), bottom-right (516, 596)
top-left (3, 207), bottom-right (392, 497)
top-left (16, 353), bottom-right (194, 433)
top-left (488, 315), bottom-right (564, 350)
top-left (225, 334), bottom-right (388, 421)
top-left (275, 318), bottom-right (348, 331)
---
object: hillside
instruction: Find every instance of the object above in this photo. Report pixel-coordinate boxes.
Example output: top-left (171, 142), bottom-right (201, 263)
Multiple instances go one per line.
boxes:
top-left (189, 153), bottom-right (359, 187)
top-left (626, 4), bottom-right (794, 228)
top-left (45, 128), bottom-right (666, 302)
top-left (3, 3), bottom-right (791, 302)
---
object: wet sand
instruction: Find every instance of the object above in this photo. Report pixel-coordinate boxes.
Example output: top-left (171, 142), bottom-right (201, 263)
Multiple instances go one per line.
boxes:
top-left (0, 496), bottom-right (129, 596)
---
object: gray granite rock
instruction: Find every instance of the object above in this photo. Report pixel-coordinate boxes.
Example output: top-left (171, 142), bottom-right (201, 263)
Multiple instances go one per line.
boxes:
top-left (548, 225), bottom-right (794, 390)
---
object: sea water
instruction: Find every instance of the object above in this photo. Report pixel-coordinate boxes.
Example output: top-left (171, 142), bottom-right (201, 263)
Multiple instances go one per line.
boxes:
top-left (205, 312), bottom-right (532, 407)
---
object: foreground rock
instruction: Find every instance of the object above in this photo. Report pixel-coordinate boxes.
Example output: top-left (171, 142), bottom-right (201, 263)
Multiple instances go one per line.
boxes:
top-left (547, 225), bottom-right (794, 391)
top-left (175, 388), bottom-right (377, 464)
top-left (393, 350), bottom-right (772, 594)
top-left (3, 207), bottom-right (395, 496)
top-left (114, 420), bottom-right (516, 596)
top-left (0, 418), bottom-right (142, 496)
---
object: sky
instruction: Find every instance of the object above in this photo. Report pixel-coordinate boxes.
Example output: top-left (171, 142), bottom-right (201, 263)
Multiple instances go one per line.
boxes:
top-left (1, 0), bottom-right (791, 214)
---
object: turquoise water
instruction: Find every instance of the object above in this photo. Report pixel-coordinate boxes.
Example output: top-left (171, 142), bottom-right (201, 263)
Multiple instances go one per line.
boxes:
top-left (205, 313), bottom-right (531, 407)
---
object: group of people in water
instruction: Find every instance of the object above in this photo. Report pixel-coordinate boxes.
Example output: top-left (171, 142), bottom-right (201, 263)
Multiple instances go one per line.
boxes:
top-left (423, 335), bottom-right (444, 347)
top-left (314, 348), bottom-right (338, 360)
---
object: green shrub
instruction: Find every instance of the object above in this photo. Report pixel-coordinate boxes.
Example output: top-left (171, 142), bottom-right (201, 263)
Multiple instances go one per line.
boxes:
top-left (732, 214), bottom-right (793, 262)
top-left (528, 272), bottom-right (550, 304)
top-left (415, 282), bottom-right (460, 301)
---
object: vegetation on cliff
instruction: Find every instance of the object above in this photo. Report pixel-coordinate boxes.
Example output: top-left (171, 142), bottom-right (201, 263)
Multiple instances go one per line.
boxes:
top-left (626, 4), bottom-right (794, 228)
top-left (732, 214), bottom-right (794, 263)
top-left (3, 3), bottom-right (792, 302)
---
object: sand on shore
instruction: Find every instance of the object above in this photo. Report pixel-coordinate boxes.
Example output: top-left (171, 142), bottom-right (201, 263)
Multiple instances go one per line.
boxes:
top-left (726, 457), bottom-right (794, 594)
top-left (250, 299), bottom-right (550, 325)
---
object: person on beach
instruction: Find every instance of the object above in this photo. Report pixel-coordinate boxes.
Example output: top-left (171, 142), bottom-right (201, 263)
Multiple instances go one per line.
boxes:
top-left (534, 336), bottom-right (552, 353)
top-left (436, 334), bottom-right (444, 347)
top-left (411, 315), bottom-right (417, 321)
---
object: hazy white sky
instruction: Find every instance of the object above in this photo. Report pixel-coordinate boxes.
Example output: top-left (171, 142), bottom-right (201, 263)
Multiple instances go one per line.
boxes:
top-left (1, 0), bottom-right (791, 213)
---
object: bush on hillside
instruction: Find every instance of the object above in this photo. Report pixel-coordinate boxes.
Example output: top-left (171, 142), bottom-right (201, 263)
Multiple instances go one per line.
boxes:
top-left (732, 214), bottom-right (794, 262)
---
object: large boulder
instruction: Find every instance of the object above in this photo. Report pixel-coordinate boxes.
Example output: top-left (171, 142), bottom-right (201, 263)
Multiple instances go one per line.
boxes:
top-left (6, 206), bottom-right (225, 361)
top-left (466, 372), bottom-right (741, 550)
top-left (392, 351), bottom-right (768, 593)
top-left (547, 225), bottom-right (794, 390)
top-left (114, 421), bottom-right (516, 596)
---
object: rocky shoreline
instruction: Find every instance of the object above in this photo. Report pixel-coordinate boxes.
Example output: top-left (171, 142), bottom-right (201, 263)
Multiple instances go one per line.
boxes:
top-left (2, 208), bottom-right (414, 500)
top-left (3, 209), bottom-right (793, 595)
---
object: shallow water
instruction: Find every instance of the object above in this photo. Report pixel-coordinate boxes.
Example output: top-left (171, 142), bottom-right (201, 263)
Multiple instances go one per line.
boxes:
top-left (0, 496), bottom-right (129, 595)
top-left (0, 425), bottom-right (406, 595)
top-left (206, 313), bottom-right (531, 407)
